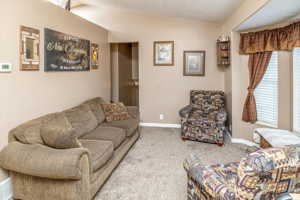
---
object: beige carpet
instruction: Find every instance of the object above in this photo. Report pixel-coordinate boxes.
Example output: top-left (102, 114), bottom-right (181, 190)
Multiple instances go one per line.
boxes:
top-left (94, 127), bottom-right (248, 200)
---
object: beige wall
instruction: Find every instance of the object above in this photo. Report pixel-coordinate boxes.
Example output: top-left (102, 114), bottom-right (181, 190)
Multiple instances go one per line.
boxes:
top-left (0, 0), bottom-right (109, 181)
top-left (73, 8), bottom-right (225, 124)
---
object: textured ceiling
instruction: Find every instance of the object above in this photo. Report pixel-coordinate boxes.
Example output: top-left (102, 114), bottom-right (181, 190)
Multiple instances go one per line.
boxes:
top-left (74, 0), bottom-right (244, 22)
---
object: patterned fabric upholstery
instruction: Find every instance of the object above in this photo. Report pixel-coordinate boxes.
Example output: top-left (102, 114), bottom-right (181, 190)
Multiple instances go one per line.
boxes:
top-left (180, 90), bottom-right (227, 145)
top-left (102, 103), bottom-right (131, 122)
top-left (184, 147), bottom-right (300, 200)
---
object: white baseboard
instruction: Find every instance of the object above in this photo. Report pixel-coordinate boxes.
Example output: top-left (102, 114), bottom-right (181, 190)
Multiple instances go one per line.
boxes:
top-left (140, 123), bottom-right (181, 128)
top-left (0, 177), bottom-right (12, 200)
top-left (231, 138), bottom-right (259, 147)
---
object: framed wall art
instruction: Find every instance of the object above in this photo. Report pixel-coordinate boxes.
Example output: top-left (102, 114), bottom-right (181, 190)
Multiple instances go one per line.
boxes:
top-left (44, 28), bottom-right (90, 71)
top-left (20, 26), bottom-right (40, 70)
top-left (153, 41), bottom-right (174, 66)
top-left (183, 51), bottom-right (205, 76)
top-left (91, 43), bottom-right (99, 69)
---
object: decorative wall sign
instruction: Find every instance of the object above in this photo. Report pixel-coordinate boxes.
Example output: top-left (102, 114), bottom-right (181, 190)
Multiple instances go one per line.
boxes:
top-left (91, 43), bottom-right (99, 69)
top-left (44, 28), bottom-right (90, 71)
top-left (20, 26), bottom-right (40, 70)
top-left (153, 41), bottom-right (174, 66)
top-left (183, 51), bottom-right (205, 76)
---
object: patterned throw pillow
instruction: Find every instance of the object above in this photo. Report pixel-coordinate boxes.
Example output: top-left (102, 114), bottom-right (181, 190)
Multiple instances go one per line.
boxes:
top-left (102, 103), bottom-right (131, 122)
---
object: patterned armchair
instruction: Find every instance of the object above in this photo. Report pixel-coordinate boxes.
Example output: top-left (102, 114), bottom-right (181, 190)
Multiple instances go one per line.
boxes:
top-left (184, 147), bottom-right (300, 200)
top-left (179, 90), bottom-right (227, 146)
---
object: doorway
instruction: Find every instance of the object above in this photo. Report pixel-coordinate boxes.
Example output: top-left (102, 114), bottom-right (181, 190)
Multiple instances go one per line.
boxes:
top-left (110, 42), bottom-right (139, 107)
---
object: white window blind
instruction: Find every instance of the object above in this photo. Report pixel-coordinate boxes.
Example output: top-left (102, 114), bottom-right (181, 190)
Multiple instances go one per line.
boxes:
top-left (254, 51), bottom-right (278, 127)
top-left (293, 48), bottom-right (300, 133)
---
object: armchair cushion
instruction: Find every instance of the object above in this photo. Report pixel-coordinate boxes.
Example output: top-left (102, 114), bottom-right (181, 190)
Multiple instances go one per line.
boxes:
top-left (0, 142), bottom-right (89, 180)
top-left (41, 113), bottom-right (82, 149)
top-left (190, 90), bottom-right (225, 113)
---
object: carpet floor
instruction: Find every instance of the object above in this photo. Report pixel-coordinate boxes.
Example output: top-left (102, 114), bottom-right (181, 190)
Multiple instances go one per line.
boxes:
top-left (94, 127), bottom-right (248, 200)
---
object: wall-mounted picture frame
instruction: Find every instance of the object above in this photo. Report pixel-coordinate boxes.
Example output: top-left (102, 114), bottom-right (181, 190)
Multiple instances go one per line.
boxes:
top-left (183, 51), bottom-right (205, 76)
top-left (44, 28), bottom-right (90, 71)
top-left (20, 26), bottom-right (40, 70)
top-left (153, 41), bottom-right (174, 66)
top-left (91, 43), bottom-right (99, 69)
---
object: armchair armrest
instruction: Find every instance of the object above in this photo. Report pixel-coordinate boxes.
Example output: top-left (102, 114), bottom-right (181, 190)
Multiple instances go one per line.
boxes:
top-left (216, 109), bottom-right (227, 123)
top-left (0, 142), bottom-right (90, 180)
top-left (179, 105), bottom-right (193, 118)
top-left (127, 106), bottom-right (140, 119)
top-left (183, 153), bottom-right (202, 172)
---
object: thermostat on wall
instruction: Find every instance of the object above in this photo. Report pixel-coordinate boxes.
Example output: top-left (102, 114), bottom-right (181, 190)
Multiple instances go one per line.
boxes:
top-left (0, 63), bottom-right (12, 73)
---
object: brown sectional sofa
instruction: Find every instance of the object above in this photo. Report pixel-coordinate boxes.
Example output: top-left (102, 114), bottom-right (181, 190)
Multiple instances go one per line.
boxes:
top-left (0, 97), bottom-right (140, 200)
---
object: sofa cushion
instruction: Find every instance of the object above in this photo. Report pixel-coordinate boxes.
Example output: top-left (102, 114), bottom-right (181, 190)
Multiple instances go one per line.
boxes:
top-left (102, 103), bottom-right (131, 122)
top-left (63, 104), bottom-right (98, 137)
top-left (41, 113), bottom-right (82, 149)
top-left (80, 126), bottom-right (126, 149)
top-left (9, 113), bottom-right (59, 144)
top-left (80, 139), bottom-right (113, 172)
top-left (82, 97), bottom-right (106, 124)
top-left (101, 118), bottom-right (139, 137)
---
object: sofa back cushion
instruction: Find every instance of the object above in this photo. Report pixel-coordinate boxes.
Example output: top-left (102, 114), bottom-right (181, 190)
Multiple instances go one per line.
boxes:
top-left (40, 113), bottom-right (82, 149)
top-left (190, 90), bottom-right (225, 112)
top-left (102, 103), bottom-right (131, 122)
top-left (63, 104), bottom-right (98, 136)
top-left (9, 113), bottom-right (59, 144)
top-left (82, 97), bottom-right (106, 124)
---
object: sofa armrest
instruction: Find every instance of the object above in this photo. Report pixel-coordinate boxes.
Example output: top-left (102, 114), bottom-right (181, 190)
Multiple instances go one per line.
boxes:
top-left (127, 106), bottom-right (140, 119)
top-left (0, 142), bottom-right (89, 180)
top-left (179, 105), bottom-right (193, 118)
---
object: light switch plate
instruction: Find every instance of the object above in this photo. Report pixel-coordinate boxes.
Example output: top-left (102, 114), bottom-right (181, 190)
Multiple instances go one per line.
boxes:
top-left (0, 63), bottom-right (12, 73)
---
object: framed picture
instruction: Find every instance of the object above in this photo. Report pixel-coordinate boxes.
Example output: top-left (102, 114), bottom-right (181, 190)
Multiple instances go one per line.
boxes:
top-left (20, 26), bottom-right (40, 70)
top-left (44, 28), bottom-right (90, 71)
top-left (153, 41), bottom-right (174, 66)
top-left (91, 43), bottom-right (99, 69)
top-left (183, 51), bottom-right (205, 76)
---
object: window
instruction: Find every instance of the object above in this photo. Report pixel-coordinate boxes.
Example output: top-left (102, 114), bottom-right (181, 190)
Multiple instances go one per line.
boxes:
top-left (254, 51), bottom-right (278, 127)
top-left (293, 48), bottom-right (300, 132)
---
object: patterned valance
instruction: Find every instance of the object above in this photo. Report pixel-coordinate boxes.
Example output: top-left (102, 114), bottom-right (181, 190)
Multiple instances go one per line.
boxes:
top-left (240, 21), bottom-right (300, 54)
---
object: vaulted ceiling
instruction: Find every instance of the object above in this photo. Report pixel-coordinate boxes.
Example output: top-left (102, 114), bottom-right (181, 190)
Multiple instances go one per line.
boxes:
top-left (69, 0), bottom-right (244, 22)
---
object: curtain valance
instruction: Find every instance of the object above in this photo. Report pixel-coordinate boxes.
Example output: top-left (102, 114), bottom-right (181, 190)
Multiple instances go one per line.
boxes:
top-left (240, 21), bottom-right (300, 54)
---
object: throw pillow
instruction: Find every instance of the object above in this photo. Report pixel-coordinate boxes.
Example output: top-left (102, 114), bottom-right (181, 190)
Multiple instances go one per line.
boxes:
top-left (102, 103), bottom-right (131, 122)
top-left (40, 113), bottom-right (82, 149)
